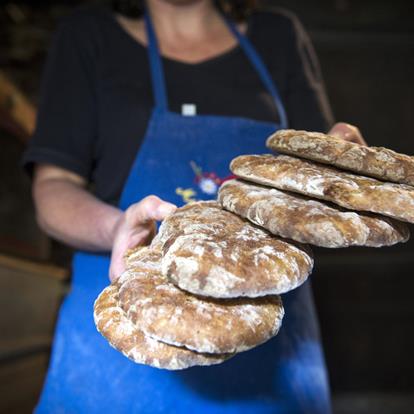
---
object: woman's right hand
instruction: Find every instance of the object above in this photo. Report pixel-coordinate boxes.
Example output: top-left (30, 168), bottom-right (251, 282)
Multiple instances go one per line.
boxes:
top-left (32, 165), bottom-right (176, 281)
top-left (109, 195), bottom-right (176, 282)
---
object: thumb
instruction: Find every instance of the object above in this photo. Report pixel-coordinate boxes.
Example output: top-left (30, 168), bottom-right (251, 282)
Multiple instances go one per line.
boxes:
top-left (125, 195), bottom-right (177, 225)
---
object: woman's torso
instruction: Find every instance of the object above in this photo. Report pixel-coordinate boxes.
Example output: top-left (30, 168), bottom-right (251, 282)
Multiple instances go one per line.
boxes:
top-left (24, 4), bottom-right (332, 205)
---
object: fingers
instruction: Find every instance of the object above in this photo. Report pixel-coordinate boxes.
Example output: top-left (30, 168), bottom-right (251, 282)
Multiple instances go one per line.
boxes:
top-left (328, 122), bottom-right (367, 146)
top-left (109, 250), bottom-right (124, 282)
top-left (109, 196), bottom-right (176, 282)
top-left (109, 224), bottom-right (154, 282)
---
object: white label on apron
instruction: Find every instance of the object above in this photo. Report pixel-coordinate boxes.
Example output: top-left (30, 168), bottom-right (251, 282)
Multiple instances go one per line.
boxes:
top-left (182, 103), bottom-right (197, 116)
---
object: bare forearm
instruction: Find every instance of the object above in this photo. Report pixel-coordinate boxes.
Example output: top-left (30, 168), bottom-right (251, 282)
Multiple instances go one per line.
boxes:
top-left (34, 178), bottom-right (122, 252)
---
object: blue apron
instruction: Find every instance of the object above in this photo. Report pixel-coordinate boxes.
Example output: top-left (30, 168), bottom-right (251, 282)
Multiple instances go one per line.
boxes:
top-left (35, 12), bottom-right (332, 414)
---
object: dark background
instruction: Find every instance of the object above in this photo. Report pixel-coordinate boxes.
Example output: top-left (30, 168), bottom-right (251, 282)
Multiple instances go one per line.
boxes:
top-left (0, 0), bottom-right (413, 413)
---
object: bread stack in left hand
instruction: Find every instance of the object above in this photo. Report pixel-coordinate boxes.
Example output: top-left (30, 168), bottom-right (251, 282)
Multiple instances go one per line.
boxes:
top-left (222, 129), bottom-right (413, 247)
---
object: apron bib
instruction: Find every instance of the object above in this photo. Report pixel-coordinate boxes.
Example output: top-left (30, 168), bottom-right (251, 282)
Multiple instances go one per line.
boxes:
top-left (35, 12), bottom-right (331, 414)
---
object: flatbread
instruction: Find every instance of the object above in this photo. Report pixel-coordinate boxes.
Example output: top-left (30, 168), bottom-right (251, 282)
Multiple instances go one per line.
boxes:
top-left (93, 284), bottom-right (231, 370)
top-left (231, 154), bottom-right (414, 224)
top-left (152, 201), bottom-right (313, 298)
top-left (124, 245), bottom-right (160, 271)
top-left (218, 179), bottom-right (409, 248)
top-left (267, 129), bottom-right (414, 186)
top-left (118, 248), bottom-right (284, 354)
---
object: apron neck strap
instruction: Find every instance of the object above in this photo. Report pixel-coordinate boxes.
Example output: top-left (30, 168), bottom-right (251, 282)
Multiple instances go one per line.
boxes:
top-left (144, 11), bottom-right (288, 128)
top-left (224, 17), bottom-right (288, 129)
top-left (144, 12), bottom-right (168, 111)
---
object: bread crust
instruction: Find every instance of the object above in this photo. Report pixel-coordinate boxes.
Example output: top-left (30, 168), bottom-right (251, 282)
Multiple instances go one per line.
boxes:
top-left (118, 248), bottom-right (284, 354)
top-left (231, 154), bottom-right (414, 224)
top-left (218, 179), bottom-right (409, 248)
top-left (152, 201), bottom-right (313, 298)
top-left (267, 129), bottom-right (414, 186)
top-left (93, 283), bottom-right (232, 370)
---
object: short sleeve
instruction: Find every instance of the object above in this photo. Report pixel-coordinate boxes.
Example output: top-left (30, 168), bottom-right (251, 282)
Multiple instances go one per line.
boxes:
top-left (284, 14), bottom-right (335, 132)
top-left (22, 17), bottom-right (98, 179)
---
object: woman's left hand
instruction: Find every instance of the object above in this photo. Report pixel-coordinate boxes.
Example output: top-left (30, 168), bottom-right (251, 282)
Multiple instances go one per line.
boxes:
top-left (328, 122), bottom-right (367, 146)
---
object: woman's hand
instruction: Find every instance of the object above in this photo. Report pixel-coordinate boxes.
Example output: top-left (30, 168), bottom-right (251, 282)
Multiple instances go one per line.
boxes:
top-left (328, 122), bottom-right (367, 146)
top-left (33, 165), bottom-right (176, 282)
top-left (109, 195), bottom-right (176, 282)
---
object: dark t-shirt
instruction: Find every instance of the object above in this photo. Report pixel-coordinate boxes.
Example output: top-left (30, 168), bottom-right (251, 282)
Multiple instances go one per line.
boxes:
top-left (23, 5), bottom-right (334, 206)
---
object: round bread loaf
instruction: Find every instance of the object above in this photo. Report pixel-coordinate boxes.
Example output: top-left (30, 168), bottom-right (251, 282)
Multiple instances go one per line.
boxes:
top-left (231, 154), bottom-right (414, 224)
top-left (266, 129), bottom-right (414, 186)
top-left (218, 179), bottom-right (409, 248)
top-left (118, 248), bottom-right (284, 354)
top-left (152, 201), bottom-right (313, 298)
top-left (93, 284), bottom-right (231, 370)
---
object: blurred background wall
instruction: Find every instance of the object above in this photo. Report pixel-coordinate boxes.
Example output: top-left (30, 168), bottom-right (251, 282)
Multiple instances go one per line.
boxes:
top-left (0, 1), bottom-right (413, 413)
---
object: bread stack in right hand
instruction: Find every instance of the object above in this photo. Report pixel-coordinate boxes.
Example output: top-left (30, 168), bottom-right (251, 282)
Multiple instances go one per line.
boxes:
top-left (219, 129), bottom-right (413, 248)
top-left (94, 202), bottom-right (297, 370)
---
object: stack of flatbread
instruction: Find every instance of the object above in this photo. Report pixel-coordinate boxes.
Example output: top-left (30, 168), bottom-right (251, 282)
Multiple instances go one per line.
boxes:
top-left (94, 129), bottom-right (413, 370)
top-left (93, 200), bottom-right (315, 369)
top-left (219, 129), bottom-right (412, 248)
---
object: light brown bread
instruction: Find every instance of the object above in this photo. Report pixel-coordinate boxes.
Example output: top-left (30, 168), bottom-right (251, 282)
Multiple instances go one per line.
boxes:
top-left (218, 179), bottom-right (409, 248)
top-left (231, 154), bottom-right (414, 224)
top-left (124, 245), bottom-right (160, 271)
top-left (93, 283), bottom-right (231, 370)
top-left (152, 201), bottom-right (313, 298)
top-left (267, 129), bottom-right (414, 186)
top-left (118, 247), bottom-right (284, 354)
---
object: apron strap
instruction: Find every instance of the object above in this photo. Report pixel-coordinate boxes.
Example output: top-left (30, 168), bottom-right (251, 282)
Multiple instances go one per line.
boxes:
top-left (144, 11), bottom-right (288, 128)
top-left (225, 18), bottom-right (289, 129)
top-left (144, 12), bottom-right (168, 111)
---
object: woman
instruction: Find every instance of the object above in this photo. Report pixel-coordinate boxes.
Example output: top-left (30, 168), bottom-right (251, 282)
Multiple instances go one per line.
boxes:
top-left (24, 0), bottom-right (365, 412)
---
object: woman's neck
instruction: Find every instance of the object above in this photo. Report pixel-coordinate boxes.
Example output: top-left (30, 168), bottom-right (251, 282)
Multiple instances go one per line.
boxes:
top-left (115, 0), bottom-right (247, 64)
top-left (146, 0), bottom-right (221, 41)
